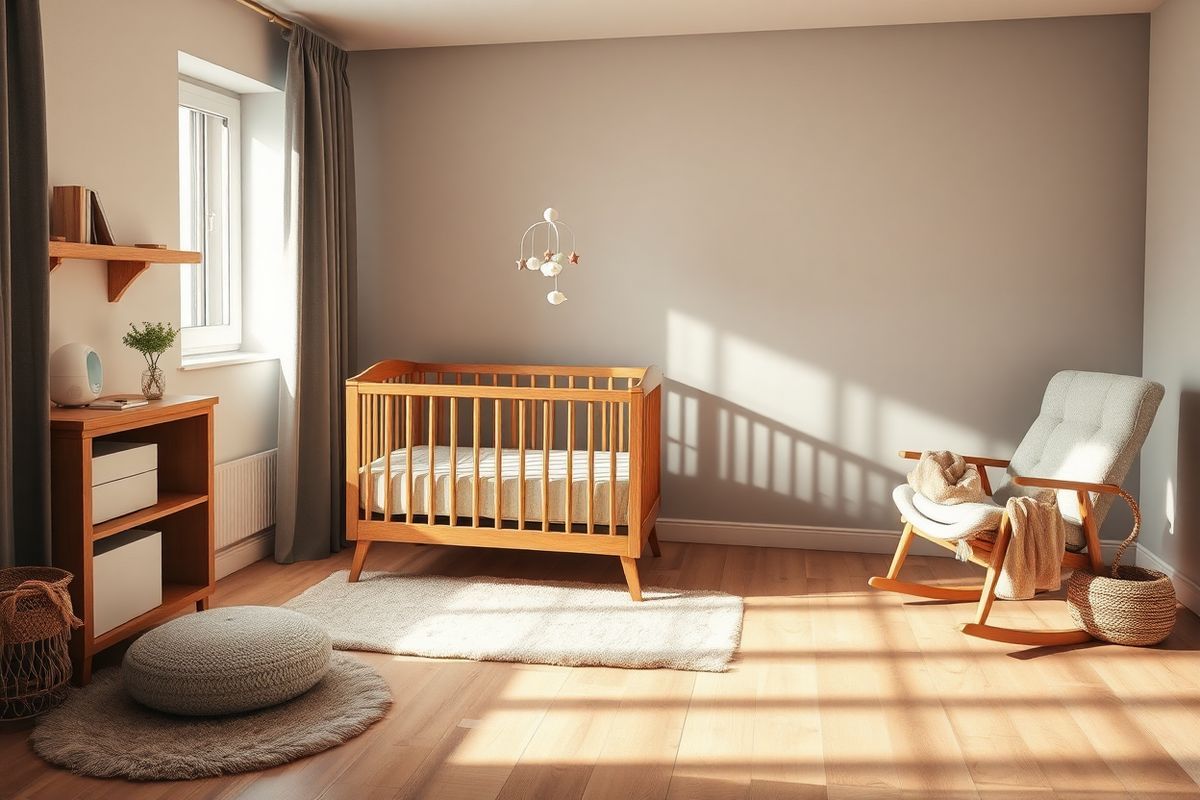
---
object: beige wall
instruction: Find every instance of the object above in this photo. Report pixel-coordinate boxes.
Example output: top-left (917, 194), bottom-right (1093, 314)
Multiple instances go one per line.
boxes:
top-left (351, 16), bottom-right (1150, 535)
top-left (41, 0), bottom-right (286, 464)
top-left (1140, 0), bottom-right (1200, 580)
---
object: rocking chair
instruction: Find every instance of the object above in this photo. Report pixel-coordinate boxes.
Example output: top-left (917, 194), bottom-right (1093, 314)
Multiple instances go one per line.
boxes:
top-left (868, 370), bottom-right (1163, 646)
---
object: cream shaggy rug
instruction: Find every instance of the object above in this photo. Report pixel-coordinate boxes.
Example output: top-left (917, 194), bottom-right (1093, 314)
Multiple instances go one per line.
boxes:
top-left (284, 571), bottom-right (744, 672)
top-left (30, 653), bottom-right (391, 780)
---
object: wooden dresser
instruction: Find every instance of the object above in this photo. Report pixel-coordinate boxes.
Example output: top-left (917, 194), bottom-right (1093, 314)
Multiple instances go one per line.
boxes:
top-left (49, 395), bottom-right (217, 684)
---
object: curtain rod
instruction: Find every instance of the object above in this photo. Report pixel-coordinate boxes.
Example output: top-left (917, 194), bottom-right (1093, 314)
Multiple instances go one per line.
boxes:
top-left (234, 0), bottom-right (295, 30)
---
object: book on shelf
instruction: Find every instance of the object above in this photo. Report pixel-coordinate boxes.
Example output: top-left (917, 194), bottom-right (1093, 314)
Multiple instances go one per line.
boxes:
top-left (89, 395), bottom-right (149, 411)
top-left (50, 185), bottom-right (90, 243)
top-left (90, 191), bottom-right (115, 245)
top-left (49, 185), bottom-right (117, 245)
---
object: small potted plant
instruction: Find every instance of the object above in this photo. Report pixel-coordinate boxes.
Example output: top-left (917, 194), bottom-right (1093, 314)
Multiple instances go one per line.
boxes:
top-left (121, 322), bottom-right (179, 400)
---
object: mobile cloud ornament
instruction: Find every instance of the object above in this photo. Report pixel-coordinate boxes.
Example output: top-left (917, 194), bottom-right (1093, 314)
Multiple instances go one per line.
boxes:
top-left (515, 207), bottom-right (581, 305)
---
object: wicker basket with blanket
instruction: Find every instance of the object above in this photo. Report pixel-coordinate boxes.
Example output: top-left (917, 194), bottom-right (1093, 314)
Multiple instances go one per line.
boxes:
top-left (0, 567), bottom-right (82, 719)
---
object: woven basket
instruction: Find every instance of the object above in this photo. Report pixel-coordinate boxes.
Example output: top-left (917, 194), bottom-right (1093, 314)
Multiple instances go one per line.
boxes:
top-left (1067, 489), bottom-right (1176, 646)
top-left (0, 567), bottom-right (82, 720)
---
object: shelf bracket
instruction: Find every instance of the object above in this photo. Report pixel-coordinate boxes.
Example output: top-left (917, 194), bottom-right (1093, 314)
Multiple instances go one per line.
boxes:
top-left (107, 260), bottom-right (152, 303)
top-left (50, 256), bottom-right (62, 271)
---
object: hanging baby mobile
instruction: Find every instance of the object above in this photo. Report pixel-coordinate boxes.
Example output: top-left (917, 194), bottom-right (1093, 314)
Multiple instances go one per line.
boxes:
top-left (515, 208), bottom-right (580, 305)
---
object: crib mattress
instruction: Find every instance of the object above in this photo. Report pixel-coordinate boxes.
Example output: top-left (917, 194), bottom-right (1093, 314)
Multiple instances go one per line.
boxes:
top-left (361, 446), bottom-right (631, 526)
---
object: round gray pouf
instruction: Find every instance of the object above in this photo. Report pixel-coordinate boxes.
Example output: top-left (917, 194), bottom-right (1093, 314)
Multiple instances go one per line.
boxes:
top-left (123, 606), bottom-right (332, 716)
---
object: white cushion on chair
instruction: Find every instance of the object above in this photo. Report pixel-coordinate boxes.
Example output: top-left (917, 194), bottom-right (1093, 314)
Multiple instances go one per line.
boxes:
top-left (893, 485), bottom-right (1001, 542)
top-left (911, 491), bottom-right (1003, 528)
top-left (901, 485), bottom-right (1096, 553)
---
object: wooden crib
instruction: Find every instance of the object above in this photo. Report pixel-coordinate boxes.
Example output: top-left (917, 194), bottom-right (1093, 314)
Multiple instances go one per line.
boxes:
top-left (345, 360), bottom-right (662, 599)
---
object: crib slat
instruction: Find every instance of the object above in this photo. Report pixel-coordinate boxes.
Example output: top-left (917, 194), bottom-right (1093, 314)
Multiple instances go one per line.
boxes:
top-left (494, 398), bottom-right (503, 528)
top-left (358, 394), bottom-right (364, 476)
top-left (449, 396), bottom-right (458, 526)
top-left (518, 399), bottom-right (526, 531)
top-left (377, 393), bottom-right (385, 457)
top-left (405, 395), bottom-right (414, 524)
top-left (428, 396), bottom-right (437, 523)
top-left (566, 383), bottom-right (575, 533)
top-left (542, 399), bottom-right (550, 532)
top-left (619, 400), bottom-right (625, 452)
top-left (437, 372), bottom-right (445, 446)
top-left (472, 397), bottom-right (481, 527)
top-left (510, 375), bottom-right (518, 448)
top-left (414, 372), bottom-right (423, 447)
top-left (366, 394), bottom-right (373, 463)
top-left (443, 374), bottom-right (448, 443)
top-left (361, 391), bottom-right (368, 464)
top-left (609, 401), bottom-right (618, 534)
top-left (587, 400), bottom-right (595, 534)
top-left (367, 393), bottom-right (376, 463)
top-left (362, 394), bottom-right (372, 517)
top-left (384, 395), bottom-right (393, 521)
top-left (601, 388), bottom-right (608, 451)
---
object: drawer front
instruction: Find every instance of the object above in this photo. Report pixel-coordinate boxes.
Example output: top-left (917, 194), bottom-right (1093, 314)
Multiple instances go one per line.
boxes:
top-left (92, 469), bottom-right (158, 525)
top-left (92, 442), bottom-right (158, 487)
top-left (93, 529), bottom-right (162, 636)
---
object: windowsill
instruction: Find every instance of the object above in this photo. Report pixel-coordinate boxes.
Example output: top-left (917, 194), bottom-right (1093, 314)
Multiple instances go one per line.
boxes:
top-left (179, 351), bottom-right (278, 371)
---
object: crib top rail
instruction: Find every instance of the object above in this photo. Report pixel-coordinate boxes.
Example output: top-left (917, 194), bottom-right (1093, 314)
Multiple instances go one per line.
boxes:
top-left (348, 360), bottom-right (661, 396)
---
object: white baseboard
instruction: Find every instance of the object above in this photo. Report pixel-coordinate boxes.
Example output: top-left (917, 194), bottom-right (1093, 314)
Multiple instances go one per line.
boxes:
top-left (656, 517), bottom-right (952, 557)
top-left (215, 528), bottom-right (274, 579)
top-left (656, 517), bottom-right (1127, 563)
top-left (1133, 544), bottom-right (1200, 615)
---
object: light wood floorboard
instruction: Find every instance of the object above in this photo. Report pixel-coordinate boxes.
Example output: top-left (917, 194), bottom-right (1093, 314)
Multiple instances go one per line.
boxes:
top-left (3, 541), bottom-right (1200, 799)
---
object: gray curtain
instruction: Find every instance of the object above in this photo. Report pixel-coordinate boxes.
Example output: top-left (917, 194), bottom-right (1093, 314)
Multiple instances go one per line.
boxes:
top-left (275, 26), bottom-right (357, 563)
top-left (0, 0), bottom-right (50, 568)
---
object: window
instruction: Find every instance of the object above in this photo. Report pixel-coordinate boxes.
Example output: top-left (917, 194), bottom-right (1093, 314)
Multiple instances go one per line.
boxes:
top-left (178, 80), bottom-right (241, 354)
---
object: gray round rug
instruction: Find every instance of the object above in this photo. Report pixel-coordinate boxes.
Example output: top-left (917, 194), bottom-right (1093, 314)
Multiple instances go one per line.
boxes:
top-left (30, 652), bottom-right (391, 781)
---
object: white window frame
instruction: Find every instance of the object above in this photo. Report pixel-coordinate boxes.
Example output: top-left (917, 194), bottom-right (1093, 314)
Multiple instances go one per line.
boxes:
top-left (178, 79), bottom-right (242, 355)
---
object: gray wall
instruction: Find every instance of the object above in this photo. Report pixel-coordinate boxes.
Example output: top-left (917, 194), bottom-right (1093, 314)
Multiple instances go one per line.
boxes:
top-left (351, 16), bottom-right (1150, 534)
top-left (1140, 0), bottom-right (1200, 580)
top-left (41, 0), bottom-right (286, 464)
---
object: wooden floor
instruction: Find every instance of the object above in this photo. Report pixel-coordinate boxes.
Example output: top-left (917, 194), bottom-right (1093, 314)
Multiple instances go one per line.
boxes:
top-left (4, 541), bottom-right (1200, 799)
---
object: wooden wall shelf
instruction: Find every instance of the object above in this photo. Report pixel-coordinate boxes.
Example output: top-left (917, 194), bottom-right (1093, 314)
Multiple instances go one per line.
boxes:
top-left (48, 241), bottom-right (202, 303)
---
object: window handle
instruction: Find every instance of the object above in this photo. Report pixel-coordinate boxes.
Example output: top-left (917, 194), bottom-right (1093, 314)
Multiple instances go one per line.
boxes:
top-left (206, 211), bottom-right (216, 233)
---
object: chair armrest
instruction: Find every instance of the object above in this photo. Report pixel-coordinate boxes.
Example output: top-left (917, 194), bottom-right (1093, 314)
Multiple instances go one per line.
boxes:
top-left (1011, 476), bottom-right (1122, 495)
top-left (897, 450), bottom-right (1011, 468)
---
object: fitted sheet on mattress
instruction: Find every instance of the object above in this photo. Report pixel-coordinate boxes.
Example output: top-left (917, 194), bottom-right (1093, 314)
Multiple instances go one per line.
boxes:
top-left (361, 446), bottom-right (631, 526)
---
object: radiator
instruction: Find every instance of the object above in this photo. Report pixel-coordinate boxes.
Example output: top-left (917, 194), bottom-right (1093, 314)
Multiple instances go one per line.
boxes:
top-left (215, 449), bottom-right (277, 550)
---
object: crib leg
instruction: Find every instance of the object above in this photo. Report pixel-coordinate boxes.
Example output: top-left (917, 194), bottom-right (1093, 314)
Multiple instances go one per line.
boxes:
top-left (349, 540), bottom-right (373, 583)
top-left (620, 556), bottom-right (643, 601)
top-left (648, 527), bottom-right (661, 558)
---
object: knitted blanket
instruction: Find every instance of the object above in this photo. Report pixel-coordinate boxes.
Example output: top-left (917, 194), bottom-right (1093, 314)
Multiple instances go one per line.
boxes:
top-left (908, 451), bottom-right (1065, 601)
top-left (907, 450), bottom-right (986, 505)
top-left (979, 490), bottom-right (1066, 601)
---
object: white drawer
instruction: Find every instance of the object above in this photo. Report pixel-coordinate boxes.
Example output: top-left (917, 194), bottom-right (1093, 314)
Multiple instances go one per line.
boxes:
top-left (93, 528), bottom-right (162, 636)
top-left (92, 469), bottom-right (158, 525)
top-left (92, 441), bottom-right (157, 486)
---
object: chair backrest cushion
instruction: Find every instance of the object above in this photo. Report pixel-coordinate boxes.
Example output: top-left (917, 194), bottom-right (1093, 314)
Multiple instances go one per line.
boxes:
top-left (992, 370), bottom-right (1164, 533)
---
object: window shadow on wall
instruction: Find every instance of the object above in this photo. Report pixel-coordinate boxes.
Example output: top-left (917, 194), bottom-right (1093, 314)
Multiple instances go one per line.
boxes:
top-left (661, 379), bottom-right (904, 531)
